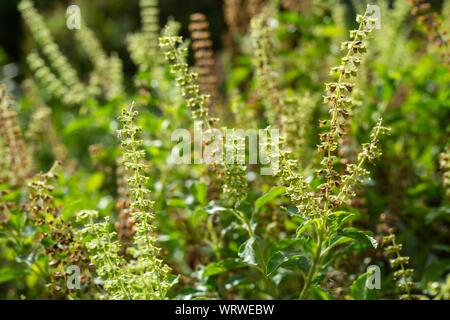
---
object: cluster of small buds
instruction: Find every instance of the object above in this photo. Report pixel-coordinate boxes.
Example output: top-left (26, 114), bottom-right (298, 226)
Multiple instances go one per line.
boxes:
top-left (250, 6), bottom-right (281, 126)
top-left (264, 8), bottom-right (389, 219)
top-left (74, 21), bottom-right (123, 100)
top-left (189, 13), bottom-right (219, 110)
top-left (22, 79), bottom-right (70, 164)
top-left (317, 9), bottom-right (376, 208)
top-left (127, 32), bottom-right (147, 70)
top-left (117, 103), bottom-right (173, 299)
top-left (29, 162), bottom-right (94, 298)
top-left (159, 36), bottom-right (215, 123)
top-left (18, 0), bottom-right (86, 104)
top-left (0, 141), bottom-right (9, 183)
top-left (317, 6), bottom-right (385, 210)
top-left (114, 158), bottom-right (136, 250)
top-left (28, 167), bottom-right (59, 223)
top-left (427, 274), bottom-right (450, 300)
top-left (383, 234), bottom-right (415, 299)
top-left (117, 104), bottom-right (153, 222)
top-left (281, 93), bottom-right (315, 160)
top-left (25, 103), bottom-right (51, 144)
top-left (77, 210), bottom-right (131, 300)
top-left (377, 211), bottom-right (400, 235)
top-left (439, 144), bottom-right (450, 200)
top-left (336, 119), bottom-right (391, 206)
top-left (160, 36), bottom-right (249, 206)
top-left (338, 130), bottom-right (368, 215)
top-left (74, 21), bottom-right (108, 98)
top-left (45, 229), bottom-right (94, 298)
top-left (76, 21), bottom-right (108, 69)
top-left (0, 85), bottom-right (32, 186)
top-left (262, 128), bottom-right (320, 217)
top-left (409, 0), bottom-right (449, 65)
top-left (105, 53), bottom-right (125, 100)
top-left (26, 53), bottom-right (73, 103)
top-left (127, 0), bottom-right (160, 71)
top-left (140, 0), bottom-right (160, 65)
top-left (221, 128), bottom-right (248, 203)
top-left (0, 184), bottom-right (14, 226)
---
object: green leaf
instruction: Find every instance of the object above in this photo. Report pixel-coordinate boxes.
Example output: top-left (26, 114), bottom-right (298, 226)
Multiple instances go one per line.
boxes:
top-left (194, 182), bottom-right (207, 205)
top-left (338, 228), bottom-right (378, 248)
top-left (269, 238), bottom-right (303, 252)
top-left (238, 237), bottom-right (258, 266)
top-left (255, 186), bottom-right (285, 211)
top-left (267, 251), bottom-right (311, 275)
top-left (327, 211), bottom-right (354, 231)
top-left (202, 258), bottom-right (247, 278)
top-left (0, 267), bottom-right (28, 284)
top-left (63, 117), bottom-right (95, 135)
top-left (280, 255), bottom-right (312, 272)
top-left (284, 205), bottom-right (300, 216)
top-left (425, 206), bottom-right (450, 224)
top-left (328, 236), bottom-right (354, 247)
top-left (350, 272), bottom-right (376, 300)
top-left (333, 243), bottom-right (369, 260)
top-left (9, 210), bottom-right (26, 232)
top-left (16, 252), bottom-right (37, 267)
top-left (422, 258), bottom-right (450, 285)
top-left (309, 285), bottom-right (331, 300)
top-left (168, 198), bottom-right (187, 208)
top-left (235, 201), bottom-right (253, 220)
top-left (296, 219), bottom-right (316, 238)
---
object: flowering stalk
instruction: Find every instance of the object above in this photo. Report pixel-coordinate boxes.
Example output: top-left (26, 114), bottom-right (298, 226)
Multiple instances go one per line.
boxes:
top-left (439, 144), bottom-right (450, 200)
top-left (264, 7), bottom-right (389, 299)
top-left (250, 4), bottom-right (281, 126)
top-left (18, 0), bottom-right (85, 104)
top-left (117, 103), bottom-right (172, 299)
top-left (0, 85), bottom-right (32, 186)
top-left (127, 0), bottom-right (161, 71)
top-left (79, 104), bottom-right (174, 300)
top-left (160, 36), bottom-right (248, 202)
top-left (78, 210), bottom-right (131, 299)
top-left (189, 13), bottom-right (219, 110)
top-left (384, 234), bottom-right (415, 299)
top-left (159, 36), bottom-right (214, 125)
top-left (409, 0), bottom-right (449, 65)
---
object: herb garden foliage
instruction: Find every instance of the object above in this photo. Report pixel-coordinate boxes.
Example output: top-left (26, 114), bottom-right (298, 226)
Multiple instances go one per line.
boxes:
top-left (0, 0), bottom-right (449, 300)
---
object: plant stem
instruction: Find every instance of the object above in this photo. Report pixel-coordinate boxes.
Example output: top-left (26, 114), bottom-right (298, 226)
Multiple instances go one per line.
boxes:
top-left (232, 209), bottom-right (278, 299)
top-left (299, 223), bottom-right (324, 300)
top-left (393, 238), bottom-right (412, 300)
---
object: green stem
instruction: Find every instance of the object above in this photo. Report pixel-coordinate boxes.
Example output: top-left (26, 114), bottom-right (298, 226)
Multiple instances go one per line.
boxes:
top-left (299, 222), bottom-right (325, 300)
top-left (233, 210), bottom-right (278, 299)
top-left (393, 238), bottom-right (412, 300)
